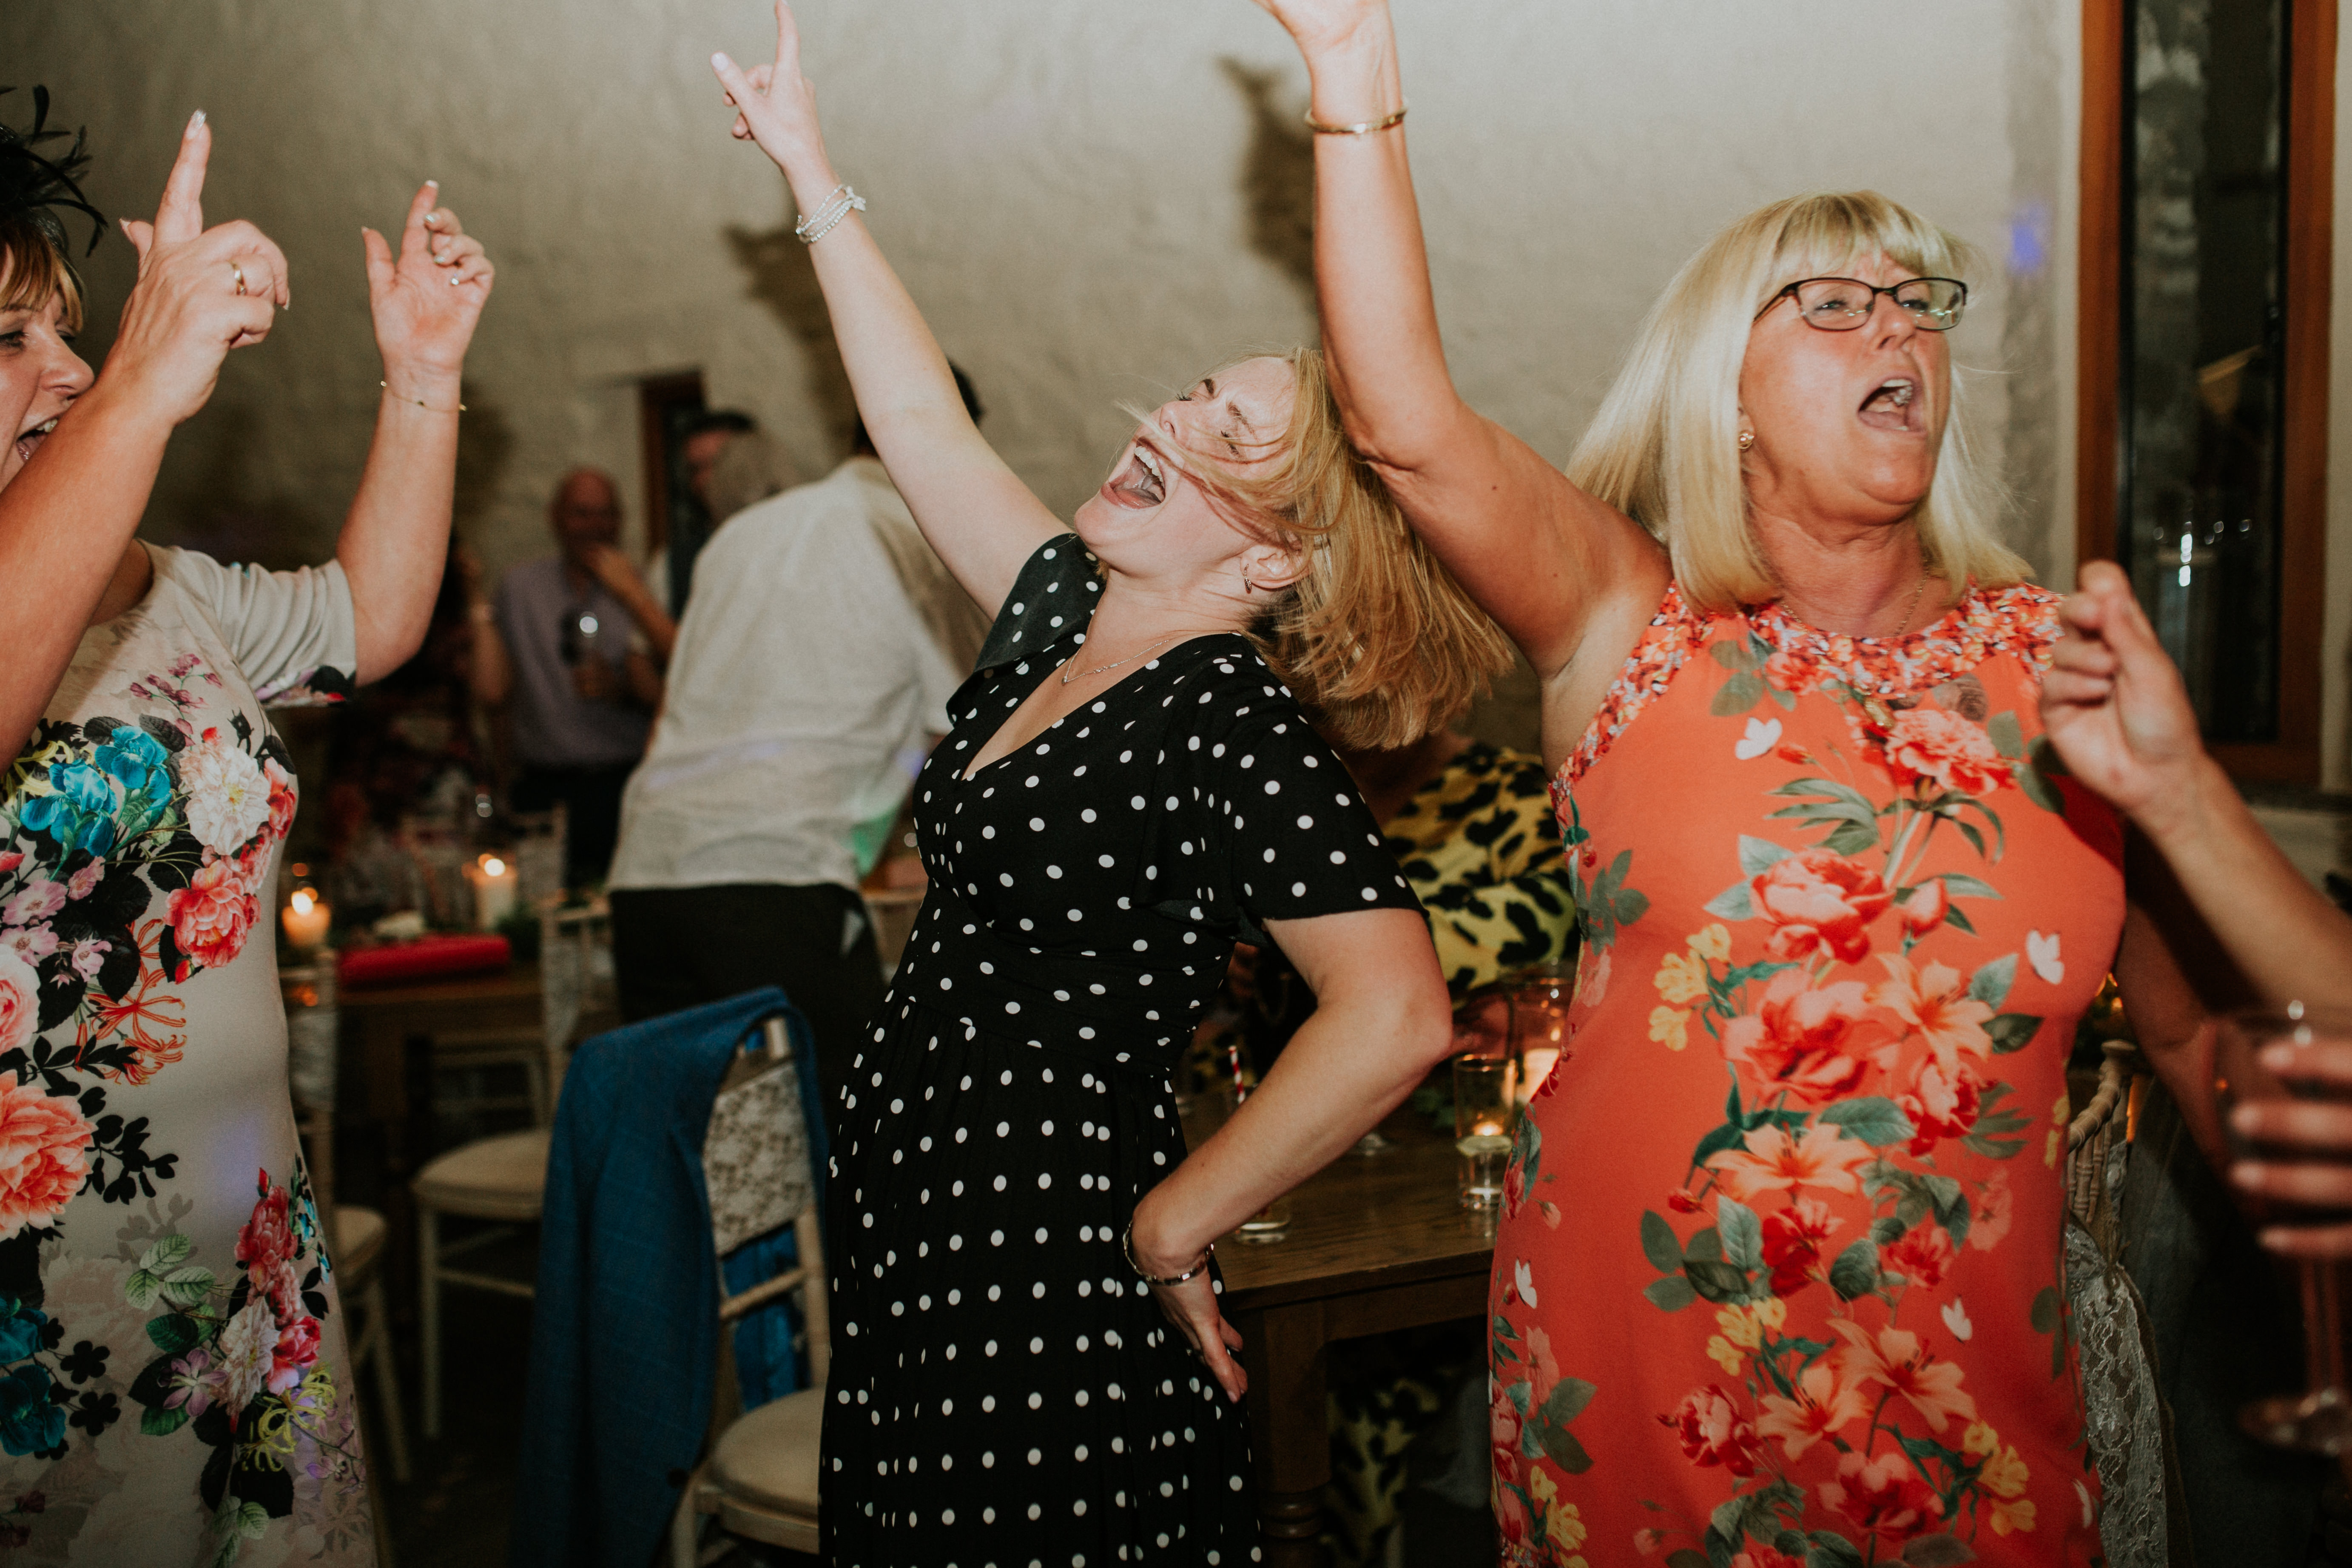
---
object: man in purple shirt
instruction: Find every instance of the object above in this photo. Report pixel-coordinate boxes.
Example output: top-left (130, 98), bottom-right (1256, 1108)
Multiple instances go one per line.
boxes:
top-left (466, 469), bottom-right (662, 887)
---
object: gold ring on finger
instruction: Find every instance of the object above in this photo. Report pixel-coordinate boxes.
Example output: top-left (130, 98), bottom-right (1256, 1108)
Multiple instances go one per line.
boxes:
top-left (229, 261), bottom-right (247, 297)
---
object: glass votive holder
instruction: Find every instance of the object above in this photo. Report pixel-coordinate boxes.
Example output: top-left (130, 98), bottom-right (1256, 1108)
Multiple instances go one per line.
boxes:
top-left (1454, 1052), bottom-right (1518, 1210)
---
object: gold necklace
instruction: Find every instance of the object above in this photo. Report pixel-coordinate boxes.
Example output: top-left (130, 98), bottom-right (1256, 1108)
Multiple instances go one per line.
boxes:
top-left (1059, 632), bottom-right (1188, 686)
top-left (1896, 568), bottom-right (1932, 634)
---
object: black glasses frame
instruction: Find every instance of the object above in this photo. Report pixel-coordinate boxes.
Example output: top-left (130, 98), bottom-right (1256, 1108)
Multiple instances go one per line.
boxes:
top-left (1755, 276), bottom-right (1970, 331)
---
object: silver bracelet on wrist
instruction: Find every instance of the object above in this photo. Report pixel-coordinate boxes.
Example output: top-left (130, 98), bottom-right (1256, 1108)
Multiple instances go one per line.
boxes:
top-left (1121, 1223), bottom-right (1212, 1287)
top-left (794, 182), bottom-right (867, 244)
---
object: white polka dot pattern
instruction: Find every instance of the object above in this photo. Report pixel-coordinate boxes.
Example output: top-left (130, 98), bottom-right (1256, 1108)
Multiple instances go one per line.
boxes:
top-left (821, 539), bottom-right (1393, 1565)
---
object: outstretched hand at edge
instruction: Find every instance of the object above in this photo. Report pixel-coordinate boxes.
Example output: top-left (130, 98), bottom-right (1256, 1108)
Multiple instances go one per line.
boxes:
top-left (2038, 560), bottom-right (2207, 834)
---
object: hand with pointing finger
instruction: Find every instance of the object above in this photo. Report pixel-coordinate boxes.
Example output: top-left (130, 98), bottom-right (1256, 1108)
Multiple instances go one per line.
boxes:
top-left (102, 111), bottom-right (289, 430)
top-left (710, 3), bottom-right (843, 213)
top-left (364, 181), bottom-right (495, 407)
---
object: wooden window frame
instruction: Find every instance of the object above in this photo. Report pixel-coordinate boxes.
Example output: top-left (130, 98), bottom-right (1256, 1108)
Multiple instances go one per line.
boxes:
top-left (2076, 0), bottom-right (2336, 783)
top-left (636, 370), bottom-right (707, 559)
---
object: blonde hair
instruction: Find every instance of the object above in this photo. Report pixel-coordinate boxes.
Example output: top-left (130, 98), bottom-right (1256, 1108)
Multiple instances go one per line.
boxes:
top-left (1566, 191), bottom-right (2026, 612)
top-left (0, 216), bottom-right (83, 333)
top-left (1153, 347), bottom-right (1514, 749)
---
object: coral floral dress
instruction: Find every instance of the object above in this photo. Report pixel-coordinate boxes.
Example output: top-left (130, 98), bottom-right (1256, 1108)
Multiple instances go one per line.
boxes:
top-left (0, 546), bottom-right (370, 1565)
top-left (1493, 581), bottom-right (2120, 1568)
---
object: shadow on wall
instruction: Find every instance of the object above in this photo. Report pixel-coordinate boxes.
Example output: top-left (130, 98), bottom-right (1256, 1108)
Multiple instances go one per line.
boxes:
top-left (1219, 58), bottom-right (1316, 303)
top-left (150, 401), bottom-right (321, 571)
top-left (725, 219), bottom-right (859, 467)
top-left (452, 386), bottom-right (516, 541)
top-left (148, 387), bottom-right (514, 574)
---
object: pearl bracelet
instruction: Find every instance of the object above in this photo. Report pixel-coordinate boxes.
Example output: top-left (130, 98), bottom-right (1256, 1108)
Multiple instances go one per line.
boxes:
top-left (1121, 1224), bottom-right (1212, 1287)
top-left (795, 183), bottom-right (867, 245)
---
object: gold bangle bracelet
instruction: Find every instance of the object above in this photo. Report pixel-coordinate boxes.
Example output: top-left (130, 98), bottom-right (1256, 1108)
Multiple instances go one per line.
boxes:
top-left (1303, 104), bottom-right (1407, 136)
top-left (380, 379), bottom-right (466, 414)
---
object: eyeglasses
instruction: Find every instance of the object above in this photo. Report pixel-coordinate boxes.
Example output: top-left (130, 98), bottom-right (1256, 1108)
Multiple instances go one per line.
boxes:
top-left (1755, 276), bottom-right (1969, 332)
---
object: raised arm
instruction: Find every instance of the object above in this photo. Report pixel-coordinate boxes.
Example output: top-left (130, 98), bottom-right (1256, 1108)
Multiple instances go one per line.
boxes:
top-left (710, 3), bottom-right (1061, 616)
top-left (1251, 0), bottom-right (1664, 681)
top-left (336, 182), bottom-right (495, 683)
top-left (0, 114), bottom-right (286, 760)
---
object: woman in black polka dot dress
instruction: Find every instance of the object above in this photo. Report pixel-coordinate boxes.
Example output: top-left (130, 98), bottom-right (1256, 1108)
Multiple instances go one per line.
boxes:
top-left (708, 16), bottom-right (1513, 1563)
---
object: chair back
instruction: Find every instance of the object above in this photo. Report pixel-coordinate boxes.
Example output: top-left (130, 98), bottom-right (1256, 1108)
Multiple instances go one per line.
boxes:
top-left (539, 897), bottom-right (618, 1112)
top-left (703, 1015), bottom-right (831, 1389)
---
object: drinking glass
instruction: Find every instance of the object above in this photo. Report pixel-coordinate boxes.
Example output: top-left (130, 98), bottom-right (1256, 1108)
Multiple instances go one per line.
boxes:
top-left (1449, 1006), bottom-right (1524, 1213)
top-left (1507, 963), bottom-right (1574, 1113)
top-left (2214, 1004), bottom-right (2352, 1454)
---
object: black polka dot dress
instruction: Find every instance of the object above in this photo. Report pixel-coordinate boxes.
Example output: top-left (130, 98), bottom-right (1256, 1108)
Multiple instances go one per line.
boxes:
top-left (820, 540), bottom-right (1422, 1567)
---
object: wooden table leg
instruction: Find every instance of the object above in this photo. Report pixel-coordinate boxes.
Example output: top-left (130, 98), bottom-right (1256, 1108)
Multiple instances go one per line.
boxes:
top-left (1239, 1298), bottom-right (1331, 1568)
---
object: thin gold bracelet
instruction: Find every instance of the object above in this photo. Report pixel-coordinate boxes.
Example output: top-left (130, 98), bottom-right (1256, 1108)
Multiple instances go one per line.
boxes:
top-left (1303, 104), bottom-right (1407, 136)
top-left (380, 379), bottom-right (466, 414)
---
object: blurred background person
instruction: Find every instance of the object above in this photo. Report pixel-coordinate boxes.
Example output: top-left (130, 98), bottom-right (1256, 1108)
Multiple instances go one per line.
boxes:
top-left (465, 467), bottom-right (660, 888)
top-left (604, 367), bottom-right (988, 1107)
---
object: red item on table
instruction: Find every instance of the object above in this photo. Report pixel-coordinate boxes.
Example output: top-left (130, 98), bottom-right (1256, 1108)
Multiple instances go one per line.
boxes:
top-left (336, 934), bottom-right (512, 990)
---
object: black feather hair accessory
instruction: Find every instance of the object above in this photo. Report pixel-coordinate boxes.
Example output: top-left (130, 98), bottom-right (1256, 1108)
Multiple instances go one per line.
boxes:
top-left (0, 86), bottom-right (105, 257)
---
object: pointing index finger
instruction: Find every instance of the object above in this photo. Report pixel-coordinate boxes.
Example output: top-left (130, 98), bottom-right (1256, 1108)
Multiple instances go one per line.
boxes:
top-left (398, 180), bottom-right (439, 264)
top-left (152, 111), bottom-right (211, 248)
top-left (774, 0), bottom-right (800, 73)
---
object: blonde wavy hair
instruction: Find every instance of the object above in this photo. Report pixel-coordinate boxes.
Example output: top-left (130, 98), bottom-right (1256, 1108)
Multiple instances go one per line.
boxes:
top-left (1144, 347), bottom-right (1513, 750)
top-left (0, 216), bottom-right (85, 332)
top-left (1567, 191), bottom-right (2028, 612)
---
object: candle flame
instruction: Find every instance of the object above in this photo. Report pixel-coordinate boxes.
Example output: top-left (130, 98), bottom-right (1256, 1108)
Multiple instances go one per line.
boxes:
top-left (289, 890), bottom-right (314, 915)
top-left (480, 856), bottom-right (507, 877)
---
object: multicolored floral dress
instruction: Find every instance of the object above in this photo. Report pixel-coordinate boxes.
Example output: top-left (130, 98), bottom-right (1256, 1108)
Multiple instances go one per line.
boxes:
top-left (0, 545), bottom-right (370, 1564)
top-left (1493, 581), bottom-right (2120, 1568)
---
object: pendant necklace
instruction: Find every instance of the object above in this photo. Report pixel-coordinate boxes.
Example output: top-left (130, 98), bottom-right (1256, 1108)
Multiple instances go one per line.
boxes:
top-left (1060, 633), bottom-right (1189, 686)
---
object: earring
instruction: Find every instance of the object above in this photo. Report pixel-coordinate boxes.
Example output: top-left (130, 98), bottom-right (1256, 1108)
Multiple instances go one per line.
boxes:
top-left (1737, 430), bottom-right (1756, 452)
top-left (1241, 578), bottom-right (1257, 594)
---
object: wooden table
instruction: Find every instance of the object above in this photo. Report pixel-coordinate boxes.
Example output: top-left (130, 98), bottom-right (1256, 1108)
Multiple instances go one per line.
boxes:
top-left (1185, 1101), bottom-right (1498, 1566)
top-left (336, 964), bottom-right (542, 1320)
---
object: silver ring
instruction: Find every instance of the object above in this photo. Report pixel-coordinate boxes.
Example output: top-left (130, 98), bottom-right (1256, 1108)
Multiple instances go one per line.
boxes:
top-left (229, 260), bottom-right (247, 297)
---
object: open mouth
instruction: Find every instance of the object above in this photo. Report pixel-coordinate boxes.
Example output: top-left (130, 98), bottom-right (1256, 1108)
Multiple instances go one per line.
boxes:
top-left (1101, 442), bottom-right (1169, 509)
top-left (12, 417), bottom-right (56, 468)
top-left (1857, 378), bottom-right (1919, 433)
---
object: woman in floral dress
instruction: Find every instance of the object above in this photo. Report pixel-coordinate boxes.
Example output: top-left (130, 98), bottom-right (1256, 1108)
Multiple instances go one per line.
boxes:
top-left (0, 100), bottom-right (492, 1560)
top-left (1248, 2), bottom-right (2231, 1562)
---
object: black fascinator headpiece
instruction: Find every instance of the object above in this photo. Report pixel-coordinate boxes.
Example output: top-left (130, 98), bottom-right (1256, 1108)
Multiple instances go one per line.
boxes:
top-left (0, 86), bottom-right (104, 259)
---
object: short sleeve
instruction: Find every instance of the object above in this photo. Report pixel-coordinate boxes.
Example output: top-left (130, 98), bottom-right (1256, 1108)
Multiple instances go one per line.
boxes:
top-left (1151, 665), bottom-right (1419, 938)
top-left (971, 535), bottom-right (1101, 671)
top-left (148, 545), bottom-right (357, 706)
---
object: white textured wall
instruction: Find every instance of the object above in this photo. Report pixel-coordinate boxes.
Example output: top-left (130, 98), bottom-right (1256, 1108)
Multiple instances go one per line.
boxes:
top-left (6, 0), bottom-right (2076, 624)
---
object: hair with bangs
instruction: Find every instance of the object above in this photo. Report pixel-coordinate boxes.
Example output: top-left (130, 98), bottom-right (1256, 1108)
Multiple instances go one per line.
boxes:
top-left (1133, 347), bottom-right (1515, 750)
top-left (1566, 191), bottom-right (2026, 612)
top-left (0, 216), bottom-right (83, 332)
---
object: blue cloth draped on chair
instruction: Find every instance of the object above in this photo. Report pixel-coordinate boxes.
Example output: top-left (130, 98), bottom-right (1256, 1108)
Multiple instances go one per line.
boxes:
top-left (511, 986), bottom-right (829, 1568)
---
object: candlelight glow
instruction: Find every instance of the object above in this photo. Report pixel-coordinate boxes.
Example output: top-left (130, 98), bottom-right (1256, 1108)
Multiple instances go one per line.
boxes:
top-left (480, 856), bottom-right (507, 877)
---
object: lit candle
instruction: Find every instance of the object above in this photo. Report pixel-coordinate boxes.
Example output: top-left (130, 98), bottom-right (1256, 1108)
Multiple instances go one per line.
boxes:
top-left (469, 854), bottom-right (518, 931)
top-left (282, 888), bottom-right (332, 951)
top-left (1519, 1047), bottom-right (1561, 1105)
top-left (1472, 1117), bottom-right (1506, 1139)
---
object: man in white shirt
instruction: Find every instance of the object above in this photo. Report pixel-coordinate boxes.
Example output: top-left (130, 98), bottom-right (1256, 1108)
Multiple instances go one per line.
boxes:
top-left (606, 373), bottom-right (985, 1106)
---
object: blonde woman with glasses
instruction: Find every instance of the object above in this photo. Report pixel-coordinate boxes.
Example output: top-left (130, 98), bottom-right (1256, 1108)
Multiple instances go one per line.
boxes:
top-left (1252, 2), bottom-right (2230, 1562)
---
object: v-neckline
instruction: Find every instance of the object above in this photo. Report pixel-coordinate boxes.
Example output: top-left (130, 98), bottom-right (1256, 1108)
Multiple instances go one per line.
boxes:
top-left (954, 632), bottom-right (1245, 783)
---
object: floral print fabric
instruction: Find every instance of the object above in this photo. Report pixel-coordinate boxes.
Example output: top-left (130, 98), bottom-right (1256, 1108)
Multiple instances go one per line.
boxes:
top-left (0, 547), bottom-right (367, 1565)
top-left (1494, 581), bottom-right (2121, 1567)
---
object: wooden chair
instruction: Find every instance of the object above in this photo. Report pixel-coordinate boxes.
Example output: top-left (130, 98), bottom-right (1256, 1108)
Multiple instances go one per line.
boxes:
top-left (412, 899), bottom-right (615, 1437)
top-left (670, 1016), bottom-right (831, 1565)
